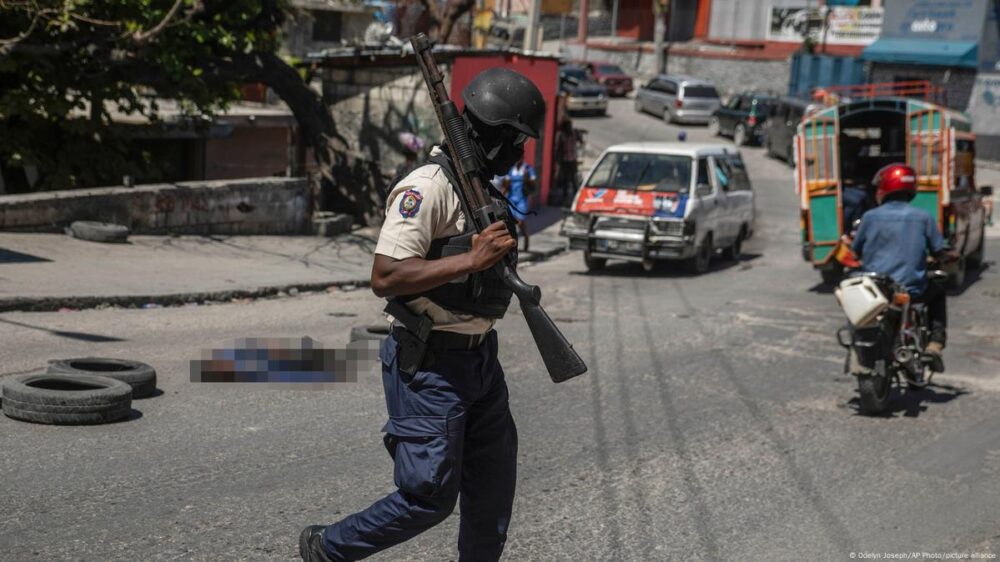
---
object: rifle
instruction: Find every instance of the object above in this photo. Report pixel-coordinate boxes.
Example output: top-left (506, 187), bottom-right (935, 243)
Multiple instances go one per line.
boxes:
top-left (409, 33), bottom-right (587, 384)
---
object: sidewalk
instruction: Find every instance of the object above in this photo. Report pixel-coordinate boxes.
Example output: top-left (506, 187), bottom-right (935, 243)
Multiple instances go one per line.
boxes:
top-left (0, 208), bottom-right (568, 312)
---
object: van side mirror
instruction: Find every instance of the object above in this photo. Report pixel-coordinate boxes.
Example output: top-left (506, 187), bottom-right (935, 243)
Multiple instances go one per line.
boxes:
top-left (695, 183), bottom-right (712, 197)
top-left (980, 185), bottom-right (993, 196)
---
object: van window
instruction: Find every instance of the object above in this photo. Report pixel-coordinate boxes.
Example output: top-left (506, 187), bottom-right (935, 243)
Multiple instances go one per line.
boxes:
top-left (683, 85), bottom-right (718, 99)
top-left (587, 152), bottom-right (693, 193)
top-left (696, 158), bottom-right (711, 195)
top-left (713, 158), bottom-right (731, 191)
top-left (723, 155), bottom-right (751, 191)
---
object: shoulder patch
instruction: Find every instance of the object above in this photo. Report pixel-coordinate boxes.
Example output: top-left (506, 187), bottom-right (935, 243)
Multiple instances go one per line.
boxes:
top-left (398, 189), bottom-right (424, 218)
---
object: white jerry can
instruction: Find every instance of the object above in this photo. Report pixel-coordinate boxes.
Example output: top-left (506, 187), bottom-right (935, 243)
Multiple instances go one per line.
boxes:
top-left (834, 276), bottom-right (889, 327)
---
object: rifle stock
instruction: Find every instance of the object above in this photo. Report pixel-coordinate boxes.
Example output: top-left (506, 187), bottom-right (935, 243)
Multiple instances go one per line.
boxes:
top-left (410, 33), bottom-right (587, 383)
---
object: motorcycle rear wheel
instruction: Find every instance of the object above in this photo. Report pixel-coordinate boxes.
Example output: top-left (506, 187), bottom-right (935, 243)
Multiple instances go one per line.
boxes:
top-left (857, 374), bottom-right (892, 415)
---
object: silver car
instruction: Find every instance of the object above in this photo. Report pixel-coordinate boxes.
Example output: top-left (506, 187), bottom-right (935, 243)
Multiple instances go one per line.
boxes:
top-left (634, 75), bottom-right (721, 125)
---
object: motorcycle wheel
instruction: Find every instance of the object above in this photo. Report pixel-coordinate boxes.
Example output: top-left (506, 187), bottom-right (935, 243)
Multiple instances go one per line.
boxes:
top-left (857, 374), bottom-right (892, 415)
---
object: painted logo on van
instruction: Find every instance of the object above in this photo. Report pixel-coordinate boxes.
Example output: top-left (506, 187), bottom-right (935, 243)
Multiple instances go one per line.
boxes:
top-left (574, 187), bottom-right (687, 218)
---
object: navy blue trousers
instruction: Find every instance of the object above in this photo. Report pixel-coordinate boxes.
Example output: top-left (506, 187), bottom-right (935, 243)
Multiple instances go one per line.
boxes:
top-left (320, 331), bottom-right (518, 561)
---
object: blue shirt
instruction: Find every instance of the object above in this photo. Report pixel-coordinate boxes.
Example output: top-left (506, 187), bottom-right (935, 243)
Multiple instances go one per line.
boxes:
top-left (851, 200), bottom-right (946, 295)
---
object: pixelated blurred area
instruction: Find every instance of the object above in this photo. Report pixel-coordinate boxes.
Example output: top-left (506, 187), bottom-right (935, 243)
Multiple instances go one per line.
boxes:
top-left (190, 336), bottom-right (379, 387)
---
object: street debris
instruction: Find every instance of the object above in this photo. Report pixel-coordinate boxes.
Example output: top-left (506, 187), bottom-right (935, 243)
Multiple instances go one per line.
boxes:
top-left (1, 373), bottom-right (132, 425)
top-left (47, 358), bottom-right (157, 399)
top-left (66, 221), bottom-right (130, 244)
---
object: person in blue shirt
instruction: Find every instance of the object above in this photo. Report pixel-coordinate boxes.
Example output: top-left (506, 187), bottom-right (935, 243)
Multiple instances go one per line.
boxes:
top-left (851, 163), bottom-right (957, 369)
top-left (501, 159), bottom-right (536, 251)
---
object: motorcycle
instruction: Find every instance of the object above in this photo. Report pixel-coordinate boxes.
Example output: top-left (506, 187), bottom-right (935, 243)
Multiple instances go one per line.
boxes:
top-left (835, 270), bottom-right (948, 415)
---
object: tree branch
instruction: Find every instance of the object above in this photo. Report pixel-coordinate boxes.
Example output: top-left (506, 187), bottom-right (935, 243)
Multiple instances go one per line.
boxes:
top-left (132, 0), bottom-right (186, 44)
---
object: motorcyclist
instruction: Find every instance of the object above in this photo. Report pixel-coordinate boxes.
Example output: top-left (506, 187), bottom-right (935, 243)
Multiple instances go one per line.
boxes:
top-left (850, 163), bottom-right (957, 371)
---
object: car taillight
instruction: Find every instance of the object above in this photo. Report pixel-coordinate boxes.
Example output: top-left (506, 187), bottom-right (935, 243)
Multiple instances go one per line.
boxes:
top-left (675, 99), bottom-right (683, 108)
top-left (747, 116), bottom-right (757, 126)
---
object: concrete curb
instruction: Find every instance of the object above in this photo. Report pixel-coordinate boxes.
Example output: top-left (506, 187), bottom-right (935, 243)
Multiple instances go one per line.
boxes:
top-left (0, 244), bottom-right (569, 313)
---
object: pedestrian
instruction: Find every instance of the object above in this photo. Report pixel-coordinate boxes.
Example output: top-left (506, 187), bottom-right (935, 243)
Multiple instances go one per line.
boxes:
top-left (299, 67), bottom-right (545, 562)
top-left (500, 159), bottom-right (536, 252)
top-left (553, 116), bottom-right (578, 207)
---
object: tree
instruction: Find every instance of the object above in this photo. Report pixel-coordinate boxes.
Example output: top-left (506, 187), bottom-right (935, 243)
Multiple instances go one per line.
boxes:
top-left (0, 0), bottom-right (381, 222)
top-left (413, 0), bottom-right (475, 45)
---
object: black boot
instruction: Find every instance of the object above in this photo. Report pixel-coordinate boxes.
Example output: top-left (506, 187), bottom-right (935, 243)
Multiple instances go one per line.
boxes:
top-left (299, 525), bottom-right (335, 562)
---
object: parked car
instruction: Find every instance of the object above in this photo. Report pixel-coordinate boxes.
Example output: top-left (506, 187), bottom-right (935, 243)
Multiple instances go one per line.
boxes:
top-left (709, 92), bottom-right (777, 146)
top-left (763, 96), bottom-right (816, 164)
top-left (579, 62), bottom-right (633, 96)
top-left (561, 142), bottom-right (755, 273)
top-left (559, 65), bottom-right (608, 116)
top-left (634, 75), bottom-right (721, 125)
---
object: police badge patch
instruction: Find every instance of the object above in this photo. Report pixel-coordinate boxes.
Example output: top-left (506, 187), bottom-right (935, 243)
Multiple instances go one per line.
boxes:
top-left (398, 189), bottom-right (423, 218)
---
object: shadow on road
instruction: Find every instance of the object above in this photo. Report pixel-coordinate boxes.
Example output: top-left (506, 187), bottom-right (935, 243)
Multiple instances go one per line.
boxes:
top-left (571, 252), bottom-right (763, 278)
top-left (948, 262), bottom-right (990, 296)
top-left (0, 247), bottom-right (52, 264)
top-left (848, 381), bottom-right (969, 418)
top-left (0, 317), bottom-right (126, 343)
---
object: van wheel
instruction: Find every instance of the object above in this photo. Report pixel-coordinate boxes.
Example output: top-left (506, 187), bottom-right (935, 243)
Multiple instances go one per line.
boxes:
top-left (686, 235), bottom-right (712, 274)
top-left (634, 98), bottom-right (643, 114)
top-left (947, 257), bottom-right (966, 289)
top-left (584, 250), bottom-right (606, 271)
top-left (663, 108), bottom-right (674, 124)
top-left (708, 117), bottom-right (720, 136)
top-left (723, 229), bottom-right (744, 261)
top-left (733, 124), bottom-right (748, 146)
top-left (967, 232), bottom-right (985, 269)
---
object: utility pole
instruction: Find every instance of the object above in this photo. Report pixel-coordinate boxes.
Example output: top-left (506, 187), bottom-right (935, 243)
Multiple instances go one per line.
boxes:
top-left (578, 0), bottom-right (590, 60)
top-left (611, 0), bottom-right (620, 38)
top-left (524, 0), bottom-right (542, 51)
top-left (654, 0), bottom-right (670, 75)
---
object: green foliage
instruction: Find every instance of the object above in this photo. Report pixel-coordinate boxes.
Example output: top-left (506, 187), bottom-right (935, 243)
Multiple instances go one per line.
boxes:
top-left (0, 0), bottom-right (290, 191)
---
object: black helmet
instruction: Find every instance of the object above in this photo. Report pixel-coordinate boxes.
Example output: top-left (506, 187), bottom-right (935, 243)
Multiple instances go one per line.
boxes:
top-left (462, 67), bottom-right (546, 139)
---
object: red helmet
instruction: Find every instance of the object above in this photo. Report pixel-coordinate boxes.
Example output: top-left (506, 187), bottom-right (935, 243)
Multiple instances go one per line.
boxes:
top-left (872, 163), bottom-right (917, 204)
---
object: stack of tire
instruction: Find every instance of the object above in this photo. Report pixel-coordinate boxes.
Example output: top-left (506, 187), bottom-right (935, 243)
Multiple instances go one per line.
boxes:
top-left (1, 358), bottom-right (156, 425)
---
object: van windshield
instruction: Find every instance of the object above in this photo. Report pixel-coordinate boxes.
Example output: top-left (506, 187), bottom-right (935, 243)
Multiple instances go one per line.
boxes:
top-left (587, 152), bottom-right (692, 193)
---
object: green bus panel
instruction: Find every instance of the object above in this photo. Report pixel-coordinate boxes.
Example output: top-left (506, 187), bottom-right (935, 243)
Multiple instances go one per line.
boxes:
top-left (803, 122), bottom-right (836, 139)
top-left (809, 195), bottom-right (840, 243)
top-left (911, 191), bottom-right (940, 222)
top-left (909, 112), bottom-right (941, 132)
top-left (813, 245), bottom-right (833, 262)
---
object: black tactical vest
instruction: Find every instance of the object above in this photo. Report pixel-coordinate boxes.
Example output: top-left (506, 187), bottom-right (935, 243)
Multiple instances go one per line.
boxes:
top-left (395, 153), bottom-right (516, 319)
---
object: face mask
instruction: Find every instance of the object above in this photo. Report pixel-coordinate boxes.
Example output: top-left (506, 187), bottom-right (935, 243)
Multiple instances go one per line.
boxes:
top-left (486, 142), bottom-right (525, 176)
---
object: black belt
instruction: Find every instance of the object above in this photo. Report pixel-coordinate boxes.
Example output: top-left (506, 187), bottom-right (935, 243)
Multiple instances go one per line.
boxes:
top-left (392, 326), bottom-right (488, 351)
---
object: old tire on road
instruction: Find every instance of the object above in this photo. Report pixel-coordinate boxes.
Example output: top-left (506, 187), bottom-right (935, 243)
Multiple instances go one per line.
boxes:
top-left (1, 374), bottom-right (132, 425)
top-left (67, 221), bottom-right (130, 243)
top-left (47, 357), bottom-right (157, 399)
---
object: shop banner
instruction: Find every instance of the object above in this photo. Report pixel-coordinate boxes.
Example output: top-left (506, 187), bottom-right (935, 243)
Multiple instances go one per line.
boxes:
top-left (767, 7), bottom-right (883, 46)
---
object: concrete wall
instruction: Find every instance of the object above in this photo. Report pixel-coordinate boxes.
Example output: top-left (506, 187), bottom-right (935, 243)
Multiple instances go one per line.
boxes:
top-left (564, 43), bottom-right (791, 98)
top-left (0, 177), bottom-right (310, 235)
top-left (204, 127), bottom-right (292, 180)
top-left (868, 63), bottom-right (977, 112)
top-left (322, 65), bottom-right (447, 176)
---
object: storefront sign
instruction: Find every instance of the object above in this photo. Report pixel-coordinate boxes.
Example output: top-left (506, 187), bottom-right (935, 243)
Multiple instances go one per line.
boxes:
top-left (881, 0), bottom-right (986, 42)
top-left (767, 7), bottom-right (883, 46)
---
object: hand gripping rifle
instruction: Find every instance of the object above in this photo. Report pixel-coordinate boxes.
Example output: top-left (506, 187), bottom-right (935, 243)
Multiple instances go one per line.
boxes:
top-left (410, 33), bottom-right (587, 383)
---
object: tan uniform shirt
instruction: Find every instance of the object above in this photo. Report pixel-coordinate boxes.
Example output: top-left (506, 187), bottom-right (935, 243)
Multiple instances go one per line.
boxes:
top-left (374, 148), bottom-right (495, 335)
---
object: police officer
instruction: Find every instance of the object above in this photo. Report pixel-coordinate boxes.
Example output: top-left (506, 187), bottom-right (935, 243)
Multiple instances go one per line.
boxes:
top-left (299, 67), bottom-right (545, 562)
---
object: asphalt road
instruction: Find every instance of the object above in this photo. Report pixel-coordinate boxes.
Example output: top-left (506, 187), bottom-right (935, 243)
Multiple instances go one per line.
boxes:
top-left (2, 98), bottom-right (1000, 561)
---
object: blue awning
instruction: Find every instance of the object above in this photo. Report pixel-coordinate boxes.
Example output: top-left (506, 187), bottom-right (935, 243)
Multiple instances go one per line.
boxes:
top-left (861, 38), bottom-right (978, 68)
